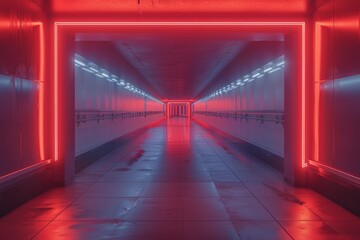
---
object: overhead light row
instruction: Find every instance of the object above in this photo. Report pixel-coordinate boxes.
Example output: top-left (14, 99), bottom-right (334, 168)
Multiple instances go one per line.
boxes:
top-left (197, 55), bottom-right (285, 102)
top-left (74, 54), bottom-right (163, 104)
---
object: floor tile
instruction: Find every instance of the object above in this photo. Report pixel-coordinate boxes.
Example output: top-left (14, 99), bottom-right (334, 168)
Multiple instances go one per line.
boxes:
top-left (215, 182), bottom-right (253, 197)
top-left (209, 170), bottom-right (240, 182)
top-left (183, 198), bottom-right (229, 220)
top-left (121, 198), bottom-right (183, 221)
top-left (222, 198), bottom-right (274, 221)
top-left (258, 197), bottom-right (321, 220)
top-left (325, 221), bottom-right (360, 238)
top-left (233, 221), bottom-right (292, 240)
top-left (1, 198), bottom-right (72, 221)
top-left (98, 170), bottom-right (151, 182)
top-left (0, 221), bottom-right (48, 240)
top-left (279, 220), bottom-right (356, 240)
top-left (183, 182), bottom-right (220, 198)
top-left (35, 182), bottom-right (93, 200)
top-left (55, 197), bottom-right (136, 220)
top-left (82, 183), bottom-right (145, 198)
top-left (2, 118), bottom-right (359, 240)
top-left (243, 181), bottom-right (300, 198)
top-left (184, 221), bottom-right (240, 240)
top-left (140, 183), bottom-right (183, 198)
top-left (299, 196), bottom-right (359, 221)
top-left (204, 162), bottom-right (230, 171)
top-left (33, 220), bottom-right (123, 240)
top-left (112, 221), bottom-right (184, 240)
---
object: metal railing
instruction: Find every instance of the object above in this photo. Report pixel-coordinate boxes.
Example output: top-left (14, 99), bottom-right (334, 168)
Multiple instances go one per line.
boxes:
top-left (193, 110), bottom-right (284, 124)
top-left (75, 109), bottom-right (165, 126)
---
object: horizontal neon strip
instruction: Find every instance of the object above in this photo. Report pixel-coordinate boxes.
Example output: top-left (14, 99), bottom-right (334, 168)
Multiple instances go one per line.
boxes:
top-left (0, 160), bottom-right (51, 184)
top-left (309, 160), bottom-right (360, 186)
top-left (55, 22), bottom-right (305, 26)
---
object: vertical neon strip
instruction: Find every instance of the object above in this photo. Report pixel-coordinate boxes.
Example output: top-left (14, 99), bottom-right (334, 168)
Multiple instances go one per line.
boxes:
top-left (167, 102), bottom-right (170, 118)
top-left (32, 21), bottom-right (45, 161)
top-left (187, 103), bottom-right (190, 117)
top-left (54, 23), bottom-right (59, 161)
top-left (39, 22), bottom-right (45, 160)
top-left (314, 22), bottom-right (321, 163)
top-left (301, 23), bottom-right (307, 167)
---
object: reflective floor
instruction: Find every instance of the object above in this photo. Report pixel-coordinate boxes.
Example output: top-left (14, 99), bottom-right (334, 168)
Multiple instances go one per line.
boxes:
top-left (1, 118), bottom-right (360, 239)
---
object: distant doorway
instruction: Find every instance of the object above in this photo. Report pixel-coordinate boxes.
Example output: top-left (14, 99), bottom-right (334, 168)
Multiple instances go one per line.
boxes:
top-left (167, 102), bottom-right (190, 118)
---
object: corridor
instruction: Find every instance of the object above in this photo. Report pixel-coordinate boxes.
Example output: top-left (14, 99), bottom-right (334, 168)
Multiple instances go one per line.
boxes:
top-left (1, 118), bottom-right (359, 239)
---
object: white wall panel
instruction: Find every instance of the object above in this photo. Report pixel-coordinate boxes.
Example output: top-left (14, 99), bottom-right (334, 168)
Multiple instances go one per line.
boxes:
top-left (75, 64), bottom-right (164, 156)
top-left (193, 57), bottom-right (284, 157)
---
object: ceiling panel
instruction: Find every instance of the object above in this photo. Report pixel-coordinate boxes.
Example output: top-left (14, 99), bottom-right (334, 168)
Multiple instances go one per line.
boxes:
top-left (76, 30), bottom-right (283, 100)
top-left (113, 34), bottom-right (247, 99)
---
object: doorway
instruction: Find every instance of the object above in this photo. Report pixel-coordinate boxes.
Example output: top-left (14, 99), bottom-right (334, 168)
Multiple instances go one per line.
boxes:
top-left (167, 102), bottom-right (190, 118)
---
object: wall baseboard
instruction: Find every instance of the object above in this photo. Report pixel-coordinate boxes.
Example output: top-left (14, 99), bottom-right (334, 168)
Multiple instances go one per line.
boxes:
top-left (308, 168), bottom-right (360, 217)
top-left (0, 165), bottom-right (53, 216)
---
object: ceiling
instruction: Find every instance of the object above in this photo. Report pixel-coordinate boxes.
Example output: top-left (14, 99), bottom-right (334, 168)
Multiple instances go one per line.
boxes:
top-left (76, 30), bottom-right (284, 100)
top-left (66, 0), bottom-right (307, 101)
top-left (113, 34), bottom-right (246, 100)
top-left (49, 0), bottom-right (328, 101)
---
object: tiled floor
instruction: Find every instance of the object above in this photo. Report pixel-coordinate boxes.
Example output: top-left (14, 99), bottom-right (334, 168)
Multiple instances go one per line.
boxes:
top-left (1, 118), bottom-right (360, 239)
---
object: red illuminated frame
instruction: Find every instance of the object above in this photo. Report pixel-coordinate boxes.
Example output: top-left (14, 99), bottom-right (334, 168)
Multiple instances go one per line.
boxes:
top-left (166, 101), bottom-right (191, 118)
top-left (54, 22), bottom-right (306, 167)
top-left (313, 22), bottom-right (322, 164)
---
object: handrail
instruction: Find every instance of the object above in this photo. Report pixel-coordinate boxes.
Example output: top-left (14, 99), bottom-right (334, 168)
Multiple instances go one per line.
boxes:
top-left (75, 110), bottom-right (165, 126)
top-left (193, 110), bottom-right (284, 124)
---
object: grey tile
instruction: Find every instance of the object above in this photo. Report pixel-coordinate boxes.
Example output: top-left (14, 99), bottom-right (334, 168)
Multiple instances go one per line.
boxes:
top-left (234, 221), bottom-right (292, 240)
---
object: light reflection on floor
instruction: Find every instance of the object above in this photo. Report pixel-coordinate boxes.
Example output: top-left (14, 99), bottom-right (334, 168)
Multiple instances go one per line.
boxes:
top-left (1, 118), bottom-right (359, 239)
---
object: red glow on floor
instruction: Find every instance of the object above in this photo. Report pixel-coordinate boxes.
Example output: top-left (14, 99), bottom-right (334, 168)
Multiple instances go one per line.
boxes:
top-left (166, 118), bottom-right (191, 155)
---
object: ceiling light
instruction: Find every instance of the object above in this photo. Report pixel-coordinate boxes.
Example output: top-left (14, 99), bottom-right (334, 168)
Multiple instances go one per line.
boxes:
top-left (74, 59), bottom-right (86, 66)
top-left (81, 67), bottom-right (93, 73)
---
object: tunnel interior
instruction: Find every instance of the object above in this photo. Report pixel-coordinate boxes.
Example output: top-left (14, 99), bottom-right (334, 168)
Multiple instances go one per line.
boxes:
top-left (1, 1), bottom-right (360, 237)
top-left (71, 26), bottom-right (287, 169)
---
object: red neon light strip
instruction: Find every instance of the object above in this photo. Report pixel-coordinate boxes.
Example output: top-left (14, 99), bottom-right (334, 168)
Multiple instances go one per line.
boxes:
top-left (313, 22), bottom-right (321, 163)
top-left (167, 102), bottom-right (170, 118)
top-left (54, 22), bottom-right (306, 167)
top-left (32, 22), bottom-right (45, 161)
top-left (301, 22), bottom-right (307, 167)
top-left (39, 22), bottom-right (45, 161)
top-left (309, 160), bottom-right (360, 185)
top-left (54, 22), bottom-right (305, 26)
top-left (54, 23), bottom-right (59, 161)
top-left (0, 160), bottom-right (51, 184)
